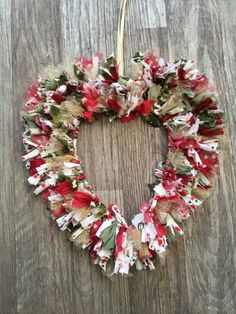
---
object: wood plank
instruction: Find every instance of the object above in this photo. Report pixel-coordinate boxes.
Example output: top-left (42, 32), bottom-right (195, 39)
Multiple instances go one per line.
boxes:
top-left (166, 1), bottom-right (236, 313)
top-left (61, 2), bottom-right (131, 312)
top-left (0, 1), bottom-right (16, 313)
top-left (10, 0), bottom-right (74, 313)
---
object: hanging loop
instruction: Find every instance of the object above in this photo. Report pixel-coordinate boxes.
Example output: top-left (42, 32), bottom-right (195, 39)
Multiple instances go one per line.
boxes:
top-left (117, 0), bottom-right (129, 76)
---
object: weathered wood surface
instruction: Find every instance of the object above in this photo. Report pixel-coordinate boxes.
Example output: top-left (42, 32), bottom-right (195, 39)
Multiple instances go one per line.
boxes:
top-left (0, 0), bottom-right (236, 313)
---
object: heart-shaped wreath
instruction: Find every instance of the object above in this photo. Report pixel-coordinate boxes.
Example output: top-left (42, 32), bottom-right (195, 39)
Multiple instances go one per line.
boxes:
top-left (21, 51), bottom-right (225, 275)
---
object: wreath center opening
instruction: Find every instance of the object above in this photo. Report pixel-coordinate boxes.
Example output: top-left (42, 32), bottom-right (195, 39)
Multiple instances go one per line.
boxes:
top-left (77, 115), bottom-right (166, 221)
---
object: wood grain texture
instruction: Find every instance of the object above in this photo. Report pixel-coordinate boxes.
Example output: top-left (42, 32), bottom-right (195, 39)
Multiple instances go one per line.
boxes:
top-left (0, 0), bottom-right (235, 313)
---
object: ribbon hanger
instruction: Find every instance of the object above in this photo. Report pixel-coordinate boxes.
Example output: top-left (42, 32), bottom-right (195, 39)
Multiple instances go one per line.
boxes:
top-left (117, 0), bottom-right (129, 76)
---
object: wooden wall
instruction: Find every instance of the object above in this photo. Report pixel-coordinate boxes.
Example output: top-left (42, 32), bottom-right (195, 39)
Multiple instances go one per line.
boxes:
top-left (0, 0), bottom-right (235, 313)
